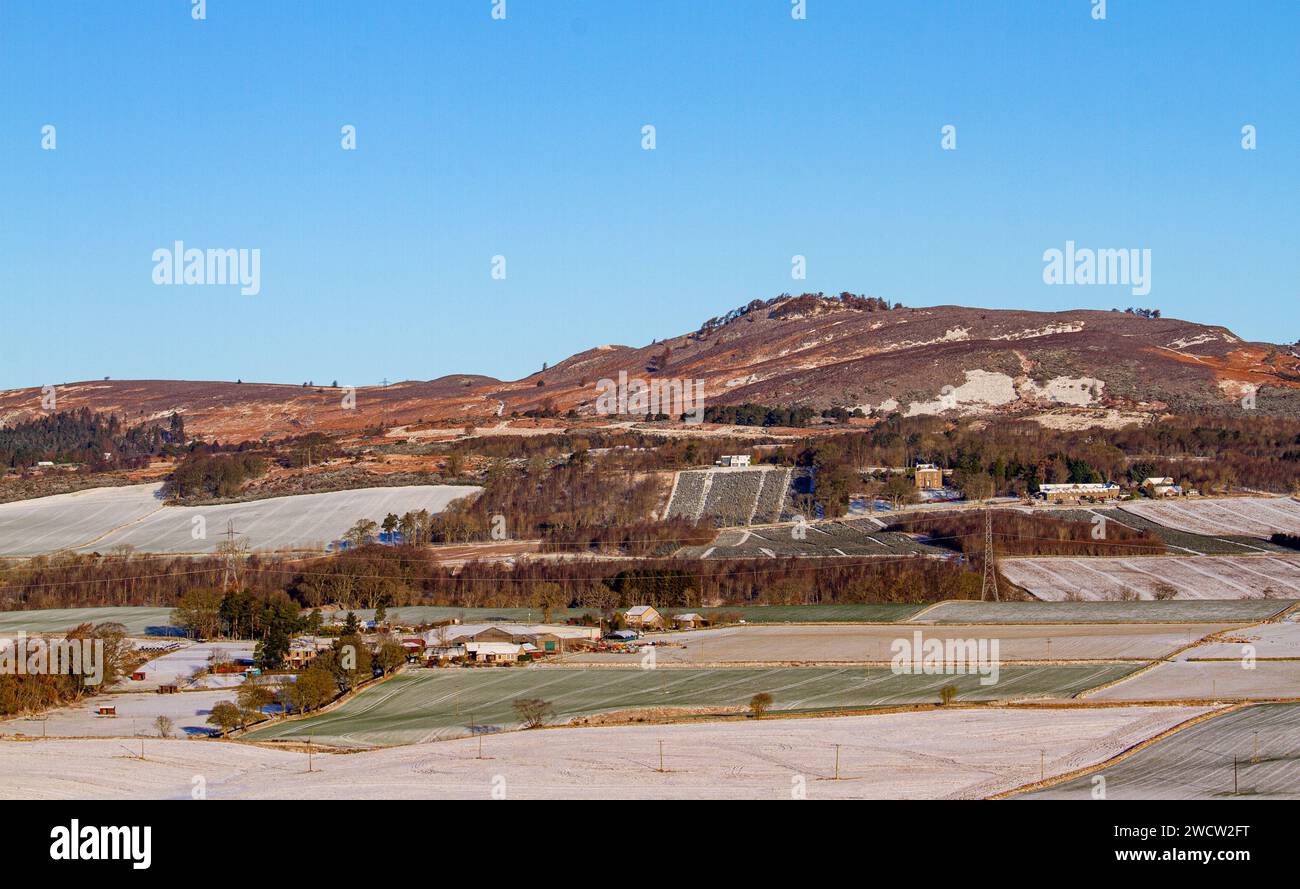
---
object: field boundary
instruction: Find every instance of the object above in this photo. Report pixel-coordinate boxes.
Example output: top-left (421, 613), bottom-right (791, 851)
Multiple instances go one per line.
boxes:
top-left (987, 703), bottom-right (1249, 799)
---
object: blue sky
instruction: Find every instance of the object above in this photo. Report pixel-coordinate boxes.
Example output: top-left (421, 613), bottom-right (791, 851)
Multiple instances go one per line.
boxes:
top-left (1, 1), bottom-right (1296, 390)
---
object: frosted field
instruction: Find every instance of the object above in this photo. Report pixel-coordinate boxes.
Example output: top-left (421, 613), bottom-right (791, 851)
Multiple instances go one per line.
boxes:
top-left (910, 599), bottom-right (1292, 624)
top-left (0, 482), bottom-right (480, 554)
top-left (1019, 703), bottom-right (1300, 799)
top-left (1000, 555), bottom-right (1300, 600)
top-left (0, 689), bottom-right (238, 738)
top-left (0, 705), bottom-right (1210, 800)
top-left (1087, 660), bottom-right (1300, 702)
top-left (567, 623), bottom-right (1236, 665)
top-left (0, 606), bottom-right (176, 635)
top-left (0, 484), bottom-right (163, 555)
top-left (1119, 496), bottom-right (1300, 539)
top-left (243, 664), bottom-right (1138, 748)
top-left (1179, 617), bottom-right (1300, 660)
top-left (118, 641), bottom-right (254, 690)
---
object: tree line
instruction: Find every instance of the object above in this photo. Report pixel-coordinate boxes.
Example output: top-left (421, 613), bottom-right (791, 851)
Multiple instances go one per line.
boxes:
top-left (885, 511), bottom-right (1166, 559)
top-left (0, 408), bottom-right (185, 471)
top-left (1, 544), bottom-right (994, 614)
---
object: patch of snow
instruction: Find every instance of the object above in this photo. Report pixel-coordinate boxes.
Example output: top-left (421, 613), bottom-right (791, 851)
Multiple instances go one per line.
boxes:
top-left (1167, 334), bottom-right (1218, 350)
top-left (991, 323), bottom-right (1084, 341)
top-left (1020, 376), bottom-right (1104, 406)
top-left (905, 370), bottom-right (1018, 416)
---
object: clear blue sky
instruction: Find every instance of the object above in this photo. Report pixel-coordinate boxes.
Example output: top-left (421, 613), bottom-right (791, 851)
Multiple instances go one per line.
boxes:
top-left (1, 1), bottom-right (1296, 390)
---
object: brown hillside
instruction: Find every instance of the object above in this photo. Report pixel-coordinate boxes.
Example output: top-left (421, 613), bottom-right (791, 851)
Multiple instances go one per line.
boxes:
top-left (2, 296), bottom-right (1297, 440)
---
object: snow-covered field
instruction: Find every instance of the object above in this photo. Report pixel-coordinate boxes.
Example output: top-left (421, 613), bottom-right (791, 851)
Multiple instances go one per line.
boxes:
top-left (567, 623), bottom-right (1237, 664)
top-left (1178, 616), bottom-right (1300, 660)
top-left (0, 482), bottom-right (480, 554)
top-left (0, 690), bottom-right (237, 739)
top-left (242, 664), bottom-right (1137, 747)
top-left (1018, 703), bottom-right (1300, 800)
top-left (1086, 660), bottom-right (1300, 702)
top-left (1119, 497), bottom-right (1300, 539)
top-left (0, 705), bottom-right (1211, 800)
top-left (1079, 614), bottom-right (1300, 702)
top-left (0, 606), bottom-right (176, 635)
top-left (911, 599), bottom-right (1291, 623)
top-left (119, 641), bottom-right (254, 690)
top-left (0, 484), bottom-right (164, 555)
top-left (1000, 555), bottom-right (1300, 600)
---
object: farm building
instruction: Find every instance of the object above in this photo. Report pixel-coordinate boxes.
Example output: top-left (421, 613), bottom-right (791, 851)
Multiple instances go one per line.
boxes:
top-left (913, 463), bottom-right (943, 490)
top-left (715, 454), bottom-right (751, 467)
top-left (624, 605), bottom-right (663, 628)
top-left (425, 644), bottom-right (467, 662)
top-left (1037, 482), bottom-right (1121, 503)
top-left (1141, 477), bottom-right (1181, 497)
top-left (672, 613), bottom-right (706, 629)
top-left (419, 623), bottom-right (599, 653)
top-left (286, 637), bottom-right (333, 669)
top-left (465, 642), bottom-right (522, 664)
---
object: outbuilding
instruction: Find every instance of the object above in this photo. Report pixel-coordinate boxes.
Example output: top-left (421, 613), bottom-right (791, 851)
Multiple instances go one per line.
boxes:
top-left (465, 641), bottom-right (522, 664)
top-left (624, 605), bottom-right (663, 629)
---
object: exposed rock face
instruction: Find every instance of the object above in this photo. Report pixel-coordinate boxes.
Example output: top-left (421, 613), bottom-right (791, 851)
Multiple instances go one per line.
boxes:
top-left (2, 296), bottom-right (1297, 438)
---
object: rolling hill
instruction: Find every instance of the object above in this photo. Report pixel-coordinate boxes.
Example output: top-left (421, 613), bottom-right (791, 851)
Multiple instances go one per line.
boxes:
top-left (2, 295), bottom-right (1298, 440)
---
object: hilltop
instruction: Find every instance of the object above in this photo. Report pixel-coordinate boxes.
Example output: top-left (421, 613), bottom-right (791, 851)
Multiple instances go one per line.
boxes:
top-left (2, 295), bottom-right (1298, 440)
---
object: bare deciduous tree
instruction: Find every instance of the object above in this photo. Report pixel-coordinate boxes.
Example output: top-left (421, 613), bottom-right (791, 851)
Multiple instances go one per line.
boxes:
top-left (512, 697), bottom-right (554, 729)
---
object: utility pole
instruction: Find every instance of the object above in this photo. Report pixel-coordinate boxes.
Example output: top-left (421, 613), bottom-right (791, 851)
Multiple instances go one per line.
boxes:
top-left (658, 740), bottom-right (665, 773)
top-left (980, 505), bottom-right (1000, 602)
top-left (834, 744), bottom-right (841, 780)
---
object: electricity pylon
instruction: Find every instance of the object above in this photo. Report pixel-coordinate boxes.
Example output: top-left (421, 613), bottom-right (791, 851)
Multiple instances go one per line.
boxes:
top-left (980, 504), bottom-right (1000, 602)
